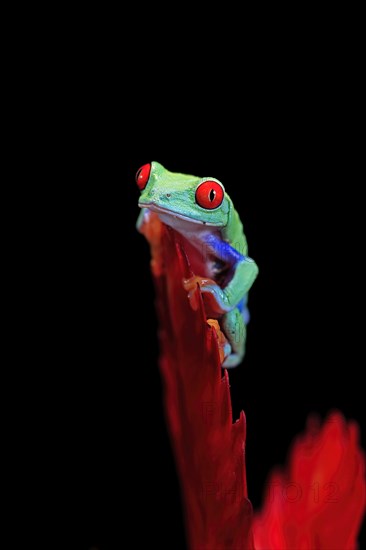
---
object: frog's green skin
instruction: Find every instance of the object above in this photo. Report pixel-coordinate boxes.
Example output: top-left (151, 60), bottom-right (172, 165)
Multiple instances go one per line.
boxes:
top-left (137, 161), bottom-right (258, 368)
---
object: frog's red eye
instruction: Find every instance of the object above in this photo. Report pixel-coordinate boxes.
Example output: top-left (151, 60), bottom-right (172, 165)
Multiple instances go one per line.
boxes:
top-left (195, 180), bottom-right (224, 210)
top-left (135, 163), bottom-right (151, 191)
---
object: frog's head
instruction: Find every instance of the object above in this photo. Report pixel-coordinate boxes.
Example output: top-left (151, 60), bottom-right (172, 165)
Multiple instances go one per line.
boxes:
top-left (136, 161), bottom-right (230, 228)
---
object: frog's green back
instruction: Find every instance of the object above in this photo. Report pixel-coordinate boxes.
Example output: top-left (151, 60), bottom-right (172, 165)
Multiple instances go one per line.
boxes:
top-left (223, 195), bottom-right (248, 257)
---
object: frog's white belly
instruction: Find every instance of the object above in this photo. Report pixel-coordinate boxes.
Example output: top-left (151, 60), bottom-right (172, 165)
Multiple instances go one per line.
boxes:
top-left (156, 208), bottom-right (217, 236)
top-left (155, 209), bottom-right (226, 281)
top-left (157, 209), bottom-right (217, 243)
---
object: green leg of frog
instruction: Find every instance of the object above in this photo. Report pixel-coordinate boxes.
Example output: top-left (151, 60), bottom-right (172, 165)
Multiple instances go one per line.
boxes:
top-left (221, 307), bottom-right (246, 368)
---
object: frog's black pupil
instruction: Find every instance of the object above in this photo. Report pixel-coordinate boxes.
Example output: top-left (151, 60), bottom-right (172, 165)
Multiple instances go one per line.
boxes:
top-left (209, 189), bottom-right (216, 201)
top-left (136, 169), bottom-right (142, 180)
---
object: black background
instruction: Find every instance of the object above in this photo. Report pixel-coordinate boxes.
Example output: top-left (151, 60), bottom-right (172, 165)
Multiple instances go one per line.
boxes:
top-left (36, 36), bottom-right (365, 548)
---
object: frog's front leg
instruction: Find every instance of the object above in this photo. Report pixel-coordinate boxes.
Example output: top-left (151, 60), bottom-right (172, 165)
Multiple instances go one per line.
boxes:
top-left (188, 236), bottom-right (259, 316)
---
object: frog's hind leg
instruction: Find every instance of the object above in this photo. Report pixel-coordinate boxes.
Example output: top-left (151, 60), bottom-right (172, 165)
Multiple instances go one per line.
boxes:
top-left (221, 307), bottom-right (247, 368)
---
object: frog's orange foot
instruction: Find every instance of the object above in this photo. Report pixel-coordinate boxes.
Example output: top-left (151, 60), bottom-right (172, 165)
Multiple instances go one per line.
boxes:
top-left (183, 276), bottom-right (217, 311)
top-left (183, 275), bottom-right (216, 292)
top-left (182, 276), bottom-right (201, 311)
top-left (139, 212), bottom-right (164, 276)
top-left (183, 276), bottom-right (227, 316)
top-left (207, 319), bottom-right (231, 364)
top-left (139, 211), bottom-right (163, 246)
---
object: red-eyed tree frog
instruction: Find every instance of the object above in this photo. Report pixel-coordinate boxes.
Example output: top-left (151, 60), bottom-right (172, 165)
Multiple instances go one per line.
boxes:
top-left (136, 162), bottom-right (259, 368)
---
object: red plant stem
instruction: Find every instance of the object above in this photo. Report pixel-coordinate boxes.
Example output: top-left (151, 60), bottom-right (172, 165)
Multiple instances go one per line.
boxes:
top-left (153, 226), bottom-right (255, 550)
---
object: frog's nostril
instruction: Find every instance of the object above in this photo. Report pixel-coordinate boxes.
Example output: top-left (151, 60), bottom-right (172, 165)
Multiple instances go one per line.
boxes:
top-left (166, 193), bottom-right (171, 198)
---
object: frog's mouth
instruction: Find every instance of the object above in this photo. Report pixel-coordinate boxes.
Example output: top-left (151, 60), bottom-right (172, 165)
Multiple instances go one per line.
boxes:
top-left (138, 202), bottom-right (221, 227)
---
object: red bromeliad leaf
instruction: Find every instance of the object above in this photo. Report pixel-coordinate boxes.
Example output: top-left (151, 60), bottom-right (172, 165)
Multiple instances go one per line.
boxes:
top-left (253, 412), bottom-right (366, 549)
top-left (152, 223), bottom-right (255, 550)
top-left (141, 214), bottom-right (365, 550)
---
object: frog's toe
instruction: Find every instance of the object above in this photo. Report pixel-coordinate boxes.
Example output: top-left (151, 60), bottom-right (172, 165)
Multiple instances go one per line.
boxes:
top-left (222, 353), bottom-right (243, 369)
top-left (223, 342), bottom-right (232, 360)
